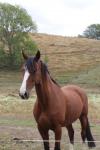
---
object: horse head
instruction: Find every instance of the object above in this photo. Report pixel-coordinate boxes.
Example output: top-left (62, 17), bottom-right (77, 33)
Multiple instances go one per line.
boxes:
top-left (19, 50), bottom-right (41, 99)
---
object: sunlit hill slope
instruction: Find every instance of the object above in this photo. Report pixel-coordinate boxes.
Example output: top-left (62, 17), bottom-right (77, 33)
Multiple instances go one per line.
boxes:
top-left (30, 33), bottom-right (100, 87)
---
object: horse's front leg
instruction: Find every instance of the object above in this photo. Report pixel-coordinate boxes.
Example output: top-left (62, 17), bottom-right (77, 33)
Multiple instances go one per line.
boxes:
top-left (38, 125), bottom-right (50, 150)
top-left (54, 125), bottom-right (62, 150)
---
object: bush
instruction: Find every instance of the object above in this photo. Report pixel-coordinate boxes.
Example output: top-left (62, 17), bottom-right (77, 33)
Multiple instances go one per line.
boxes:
top-left (0, 39), bottom-right (38, 70)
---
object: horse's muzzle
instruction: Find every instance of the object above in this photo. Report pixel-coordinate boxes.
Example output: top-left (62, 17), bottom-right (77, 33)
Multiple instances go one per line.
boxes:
top-left (19, 92), bottom-right (29, 100)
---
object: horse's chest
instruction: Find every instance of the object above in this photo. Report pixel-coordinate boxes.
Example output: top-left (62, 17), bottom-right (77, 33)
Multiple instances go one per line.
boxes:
top-left (37, 112), bottom-right (63, 130)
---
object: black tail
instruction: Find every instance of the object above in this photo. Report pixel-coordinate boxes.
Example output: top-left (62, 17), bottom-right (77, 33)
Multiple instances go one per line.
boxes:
top-left (86, 118), bottom-right (96, 148)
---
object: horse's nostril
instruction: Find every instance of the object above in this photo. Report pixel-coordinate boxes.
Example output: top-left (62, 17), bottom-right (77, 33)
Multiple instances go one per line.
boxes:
top-left (24, 92), bottom-right (27, 97)
top-left (19, 93), bottom-right (25, 99)
top-left (22, 95), bottom-right (25, 99)
top-left (24, 92), bottom-right (29, 99)
top-left (19, 92), bottom-right (29, 99)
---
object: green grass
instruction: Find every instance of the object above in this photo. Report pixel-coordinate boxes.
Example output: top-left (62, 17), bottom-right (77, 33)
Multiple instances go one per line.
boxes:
top-left (71, 65), bottom-right (100, 86)
top-left (0, 96), bottom-right (35, 115)
top-left (0, 118), bottom-right (34, 127)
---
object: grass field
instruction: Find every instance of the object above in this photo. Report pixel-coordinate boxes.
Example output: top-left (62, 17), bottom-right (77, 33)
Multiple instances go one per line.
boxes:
top-left (0, 70), bottom-right (100, 150)
top-left (0, 34), bottom-right (100, 149)
top-left (0, 94), bottom-right (100, 150)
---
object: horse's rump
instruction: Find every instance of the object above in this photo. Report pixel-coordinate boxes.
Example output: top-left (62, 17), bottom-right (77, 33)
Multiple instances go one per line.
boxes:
top-left (61, 85), bottom-right (88, 123)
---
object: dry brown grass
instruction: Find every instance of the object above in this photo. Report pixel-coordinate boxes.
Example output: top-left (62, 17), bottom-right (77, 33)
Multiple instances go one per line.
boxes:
top-left (30, 33), bottom-right (100, 75)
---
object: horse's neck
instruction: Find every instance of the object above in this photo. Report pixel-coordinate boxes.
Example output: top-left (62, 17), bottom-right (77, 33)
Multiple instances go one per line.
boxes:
top-left (35, 74), bottom-right (52, 110)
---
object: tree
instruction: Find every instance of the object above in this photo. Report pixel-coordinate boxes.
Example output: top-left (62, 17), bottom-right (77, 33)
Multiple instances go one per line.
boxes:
top-left (83, 24), bottom-right (100, 39)
top-left (0, 3), bottom-right (37, 68)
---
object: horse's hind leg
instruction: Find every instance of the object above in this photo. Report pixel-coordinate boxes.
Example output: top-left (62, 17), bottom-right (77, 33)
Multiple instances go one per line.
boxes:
top-left (79, 115), bottom-right (87, 144)
top-left (66, 124), bottom-right (74, 150)
top-left (80, 114), bottom-right (96, 148)
top-left (79, 114), bottom-right (96, 149)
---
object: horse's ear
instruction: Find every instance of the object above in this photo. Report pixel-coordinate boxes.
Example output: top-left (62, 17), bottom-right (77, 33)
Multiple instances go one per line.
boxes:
top-left (35, 50), bottom-right (41, 61)
top-left (21, 50), bottom-right (28, 60)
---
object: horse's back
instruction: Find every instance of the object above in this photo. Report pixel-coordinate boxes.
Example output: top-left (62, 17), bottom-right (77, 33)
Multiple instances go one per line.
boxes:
top-left (62, 84), bottom-right (88, 104)
top-left (61, 85), bottom-right (88, 123)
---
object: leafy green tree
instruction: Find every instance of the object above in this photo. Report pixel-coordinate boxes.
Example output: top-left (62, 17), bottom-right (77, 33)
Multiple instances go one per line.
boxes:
top-left (83, 24), bottom-right (100, 39)
top-left (0, 3), bottom-right (37, 68)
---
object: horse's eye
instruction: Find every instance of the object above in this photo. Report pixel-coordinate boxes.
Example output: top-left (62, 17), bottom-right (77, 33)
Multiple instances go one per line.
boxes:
top-left (30, 69), bottom-right (36, 74)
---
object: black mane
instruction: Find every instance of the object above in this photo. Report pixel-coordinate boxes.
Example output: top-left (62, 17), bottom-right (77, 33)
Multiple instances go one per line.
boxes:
top-left (41, 62), bottom-right (60, 87)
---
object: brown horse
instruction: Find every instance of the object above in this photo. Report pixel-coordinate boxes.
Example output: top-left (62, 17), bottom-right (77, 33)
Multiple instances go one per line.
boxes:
top-left (19, 50), bottom-right (96, 150)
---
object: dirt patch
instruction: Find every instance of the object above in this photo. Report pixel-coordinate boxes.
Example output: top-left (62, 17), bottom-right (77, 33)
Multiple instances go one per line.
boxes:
top-left (0, 123), bottom-right (99, 150)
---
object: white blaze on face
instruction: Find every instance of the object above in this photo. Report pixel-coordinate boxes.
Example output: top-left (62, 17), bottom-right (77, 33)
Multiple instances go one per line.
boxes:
top-left (20, 68), bottom-right (30, 95)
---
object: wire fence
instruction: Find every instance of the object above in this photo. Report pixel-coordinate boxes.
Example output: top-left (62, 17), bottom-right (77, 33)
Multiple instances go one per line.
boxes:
top-left (12, 139), bottom-right (100, 143)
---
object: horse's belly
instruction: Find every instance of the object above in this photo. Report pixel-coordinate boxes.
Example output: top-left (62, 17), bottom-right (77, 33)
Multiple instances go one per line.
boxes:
top-left (69, 102), bottom-right (83, 123)
top-left (64, 90), bottom-right (83, 124)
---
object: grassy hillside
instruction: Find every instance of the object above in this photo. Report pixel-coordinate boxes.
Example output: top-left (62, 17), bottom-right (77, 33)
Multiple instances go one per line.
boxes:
top-left (30, 33), bottom-right (100, 86)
